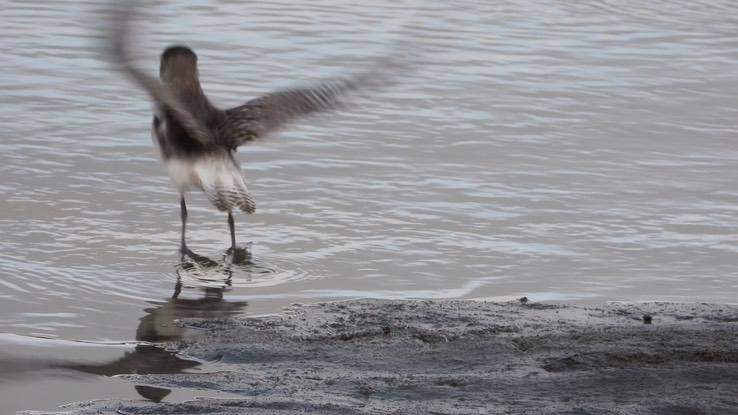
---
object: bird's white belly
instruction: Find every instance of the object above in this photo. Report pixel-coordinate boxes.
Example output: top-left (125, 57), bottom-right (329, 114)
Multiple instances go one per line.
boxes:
top-left (166, 159), bottom-right (201, 194)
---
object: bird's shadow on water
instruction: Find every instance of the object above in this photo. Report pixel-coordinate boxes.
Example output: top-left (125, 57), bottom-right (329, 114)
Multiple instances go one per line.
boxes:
top-left (0, 255), bottom-right (256, 403)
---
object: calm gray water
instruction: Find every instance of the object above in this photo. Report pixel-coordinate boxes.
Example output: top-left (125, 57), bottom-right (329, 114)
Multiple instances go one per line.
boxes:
top-left (1, 0), bottom-right (737, 412)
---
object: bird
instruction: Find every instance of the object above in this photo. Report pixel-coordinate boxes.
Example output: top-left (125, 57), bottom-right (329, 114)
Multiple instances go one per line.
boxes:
top-left (106, 2), bottom-right (400, 261)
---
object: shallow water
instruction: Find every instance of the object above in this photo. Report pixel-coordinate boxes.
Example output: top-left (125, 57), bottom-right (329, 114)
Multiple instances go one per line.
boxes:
top-left (1, 0), bottom-right (737, 412)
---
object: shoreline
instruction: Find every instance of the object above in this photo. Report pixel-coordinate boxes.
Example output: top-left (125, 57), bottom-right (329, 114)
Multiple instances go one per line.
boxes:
top-left (25, 299), bottom-right (738, 415)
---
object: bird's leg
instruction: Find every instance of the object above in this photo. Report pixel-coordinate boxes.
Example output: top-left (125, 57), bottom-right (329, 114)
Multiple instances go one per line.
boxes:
top-left (180, 197), bottom-right (189, 256)
top-left (179, 197), bottom-right (218, 267)
top-left (227, 211), bottom-right (251, 265)
top-left (227, 210), bottom-right (236, 253)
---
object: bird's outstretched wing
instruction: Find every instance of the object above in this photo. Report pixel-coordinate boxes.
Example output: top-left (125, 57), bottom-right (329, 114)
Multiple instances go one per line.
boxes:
top-left (105, 1), bottom-right (214, 146)
top-left (217, 64), bottom-right (400, 150)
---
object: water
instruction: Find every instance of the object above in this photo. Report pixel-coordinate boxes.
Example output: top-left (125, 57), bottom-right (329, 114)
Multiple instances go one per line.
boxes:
top-left (1, 0), bottom-right (737, 412)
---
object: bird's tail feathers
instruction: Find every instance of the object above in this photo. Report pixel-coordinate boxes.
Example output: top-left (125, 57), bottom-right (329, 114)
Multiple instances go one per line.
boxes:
top-left (195, 158), bottom-right (255, 214)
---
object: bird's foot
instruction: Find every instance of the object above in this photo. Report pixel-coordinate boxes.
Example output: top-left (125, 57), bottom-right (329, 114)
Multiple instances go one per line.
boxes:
top-left (227, 244), bottom-right (252, 265)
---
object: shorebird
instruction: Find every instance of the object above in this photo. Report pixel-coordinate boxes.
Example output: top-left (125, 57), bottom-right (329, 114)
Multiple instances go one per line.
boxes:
top-left (107, 2), bottom-right (398, 260)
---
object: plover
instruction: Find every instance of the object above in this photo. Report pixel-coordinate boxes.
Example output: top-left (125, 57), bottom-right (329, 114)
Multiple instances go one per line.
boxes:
top-left (107, 2), bottom-right (397, 260)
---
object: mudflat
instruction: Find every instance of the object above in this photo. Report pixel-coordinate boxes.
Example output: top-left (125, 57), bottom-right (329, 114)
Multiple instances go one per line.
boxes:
top-left (34, 300), bottom-right (738, 415)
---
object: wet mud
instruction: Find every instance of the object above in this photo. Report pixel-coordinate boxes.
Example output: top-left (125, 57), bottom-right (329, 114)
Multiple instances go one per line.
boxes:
top-left (26, 300), bottom-right (738, 415)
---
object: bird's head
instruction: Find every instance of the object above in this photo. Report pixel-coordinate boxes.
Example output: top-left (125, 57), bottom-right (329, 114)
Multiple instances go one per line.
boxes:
top-left (159, 45), bottom-right (200, 89)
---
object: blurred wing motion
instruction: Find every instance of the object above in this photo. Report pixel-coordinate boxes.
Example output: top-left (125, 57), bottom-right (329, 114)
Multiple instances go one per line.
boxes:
top-left (217, 56), bottom-right (407, 150)
top-left (104, 0), bottom-right (415, 150)
top-left (105, 1), bottom-right (214, 146)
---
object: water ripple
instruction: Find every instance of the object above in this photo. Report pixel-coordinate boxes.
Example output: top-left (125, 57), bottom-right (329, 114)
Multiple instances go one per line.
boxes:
top-left (1, 0), bottom-right (737, 343)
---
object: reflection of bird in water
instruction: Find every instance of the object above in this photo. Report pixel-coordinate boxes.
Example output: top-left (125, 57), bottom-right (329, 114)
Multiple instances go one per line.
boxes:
top-left (106, 1), bottom-right (403, 262)
top-left (71, 282), bottom-right (246, 401)
top-left (0, 280), bottom-right (247, 403)
top-left (136, 280), bottom-right (248, 343)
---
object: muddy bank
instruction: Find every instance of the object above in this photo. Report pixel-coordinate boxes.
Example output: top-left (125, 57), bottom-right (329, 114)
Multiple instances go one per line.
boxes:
top-left (29, 300), bottom-right (738, 415)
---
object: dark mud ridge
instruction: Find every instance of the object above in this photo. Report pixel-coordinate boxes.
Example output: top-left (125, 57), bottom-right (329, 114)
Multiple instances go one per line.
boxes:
top-left (32, 299), bottom-right (738, 414)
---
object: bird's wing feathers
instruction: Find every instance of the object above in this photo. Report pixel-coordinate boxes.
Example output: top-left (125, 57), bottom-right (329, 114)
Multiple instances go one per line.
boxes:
top-left (106, 1), bottom-right (411, 152)
top-left (218, 67), bottom-right (396, 149)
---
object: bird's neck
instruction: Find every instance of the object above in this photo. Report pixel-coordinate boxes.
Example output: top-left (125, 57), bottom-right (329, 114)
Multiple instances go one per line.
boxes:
top-left (167, 77), bottom-right (204, 99)
top-left (166, 78), bottom-right (214, 114)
